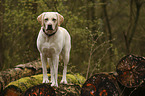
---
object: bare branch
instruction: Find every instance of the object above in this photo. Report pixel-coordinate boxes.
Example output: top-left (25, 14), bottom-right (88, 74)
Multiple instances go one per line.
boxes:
top-left (90, 46), bottom-right (112, 77)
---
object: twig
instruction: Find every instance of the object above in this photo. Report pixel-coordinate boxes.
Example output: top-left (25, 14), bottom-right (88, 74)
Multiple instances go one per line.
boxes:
top-left (129, 80), bottom-right (144, 96)
top-left (86, 43), bottom-right (93, 80)
top-left (90, 46), bottom-right (111, 77)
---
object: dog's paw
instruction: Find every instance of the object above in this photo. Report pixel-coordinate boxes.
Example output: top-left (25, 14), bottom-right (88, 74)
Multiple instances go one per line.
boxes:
top-left (51, 83), bottom-right (58, 87)
top-left (60, 80), bottom-right (68, 84)
top-left (42, 79), bottom-right (49, 83)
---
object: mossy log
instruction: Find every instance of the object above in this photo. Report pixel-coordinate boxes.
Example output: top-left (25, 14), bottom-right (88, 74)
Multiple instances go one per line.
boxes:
top-left (0, 60), bottom-right (49, 93)
top-left (23, 84), bottom-right (81, 96)
top-left (116, 55), bottom-right (145, 88)
top-left (81, 72), bottom-right (121, 96)
top-left (2, 74), bottom-right (85, 96)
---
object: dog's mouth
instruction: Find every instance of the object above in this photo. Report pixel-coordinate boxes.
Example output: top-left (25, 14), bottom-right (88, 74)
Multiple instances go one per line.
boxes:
top-left (46, 25), bottom-right (53, 31)
top-left (45, 25), bottom-right (54, 34)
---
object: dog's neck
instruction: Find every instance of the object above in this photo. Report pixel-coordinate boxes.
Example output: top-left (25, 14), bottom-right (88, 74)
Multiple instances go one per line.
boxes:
top-left (42, 27), bottom-right (58, 37)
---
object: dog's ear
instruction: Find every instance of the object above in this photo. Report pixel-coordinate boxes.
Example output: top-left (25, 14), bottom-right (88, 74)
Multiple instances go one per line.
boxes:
top-left (56, 12), bottom-right (64, 26)
top-left (37, 12), bottom-right (46, 26)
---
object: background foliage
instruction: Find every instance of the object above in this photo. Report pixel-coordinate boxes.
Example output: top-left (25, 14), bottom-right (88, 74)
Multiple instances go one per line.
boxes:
top-left (0, 0), bottom-right (145, 78)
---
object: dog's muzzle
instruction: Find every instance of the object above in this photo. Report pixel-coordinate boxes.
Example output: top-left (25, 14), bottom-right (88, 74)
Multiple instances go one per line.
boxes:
top-left (47, 25), bottom-right (53, 31)
top-left (43, 24), bottom-right (58, 37)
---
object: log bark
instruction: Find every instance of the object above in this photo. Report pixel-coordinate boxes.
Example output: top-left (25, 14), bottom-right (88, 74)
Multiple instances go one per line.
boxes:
top-left (0, 60), bottom-right (49, 93)
top-left (23, 84), bottom-right (81, 96)
top-left (118, 81), bottom-right (145, 96)
top-left (2, 74), bottom-right (85, 96)
top-left (116, 54), bottom-right (145, 88)
top-left (81, 72), bottom-right (121, 96)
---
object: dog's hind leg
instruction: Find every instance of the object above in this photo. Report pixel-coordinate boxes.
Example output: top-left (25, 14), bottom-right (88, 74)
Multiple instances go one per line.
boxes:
top-left (40, 54), bottom-right (49, 83)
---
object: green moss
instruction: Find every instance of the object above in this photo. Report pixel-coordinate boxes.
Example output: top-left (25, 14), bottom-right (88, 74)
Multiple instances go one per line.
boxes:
top-left (66, 74), bottom-right (86, 86)
top-left (5, 74), bottom-right (86, 92)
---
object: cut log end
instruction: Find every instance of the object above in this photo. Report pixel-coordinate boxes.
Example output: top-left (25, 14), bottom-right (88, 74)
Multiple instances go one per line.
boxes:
top-left (81, 73), bottom-right (120, 96)
top-left (23, 84), bottom-right (56, 96)
top-left (116, 55), bottom-right (145, 88)
top-left (2, 85), bottom-right (22, 96)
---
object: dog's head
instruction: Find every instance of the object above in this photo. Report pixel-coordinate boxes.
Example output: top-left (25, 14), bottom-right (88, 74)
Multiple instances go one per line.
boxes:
top-left (37, 12), bottom-right (64, 34)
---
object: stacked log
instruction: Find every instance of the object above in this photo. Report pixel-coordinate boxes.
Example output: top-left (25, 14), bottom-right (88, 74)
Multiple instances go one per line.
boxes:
top-left (2, 74), bottom-right (85, 96)
top-left (81, 72), bottom-right (120, 96)
top-left (23, 84), bottom-right (81, 96)
top-left (116, 54), bottom-right (145, 96)
top-left (81, 54), bottom-right (145, 96)
top-left (2, 85), bottom-right (22, 96)
top-left (23, 84), bottom-right (56, 96)
top-left (1, 54), bottom-right (145, 96)
top-left (116, 54), bottom-right (145, 88)
top-left (0, 60), bottom-right (49, 93)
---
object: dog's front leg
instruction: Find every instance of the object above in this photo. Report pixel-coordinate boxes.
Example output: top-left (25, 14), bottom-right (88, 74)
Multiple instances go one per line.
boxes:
top-left (47, 58), bottom-right (54, 83)
top-left (40, 54), bottom-right (49, 83)
top-left (51, 55), bottom-right (59, 87)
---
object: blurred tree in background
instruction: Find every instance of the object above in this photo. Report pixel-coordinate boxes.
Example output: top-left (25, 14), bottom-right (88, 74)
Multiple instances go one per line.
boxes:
top-left (0, 0), bottom-right (145, 78)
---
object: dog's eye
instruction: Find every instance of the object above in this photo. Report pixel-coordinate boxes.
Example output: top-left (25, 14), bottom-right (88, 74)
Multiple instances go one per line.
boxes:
top-left (52, 18), bottom-right (56, 21)
top-left (45, 18), bottom-right (48, 21)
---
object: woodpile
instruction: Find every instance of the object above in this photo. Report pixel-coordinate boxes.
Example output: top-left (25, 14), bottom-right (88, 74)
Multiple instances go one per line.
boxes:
top-left (81, 55), bottom-right (145, 96)
top-left (1, 54), bottom-right (145, 96)
top-left (0, 60), bottom-right (49, 93)
top-left (2, 74), bottom-right (85, 96)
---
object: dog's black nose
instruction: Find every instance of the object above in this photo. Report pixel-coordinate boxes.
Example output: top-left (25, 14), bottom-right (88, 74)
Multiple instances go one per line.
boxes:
top-left (47, 25), bottom-right (53, 30)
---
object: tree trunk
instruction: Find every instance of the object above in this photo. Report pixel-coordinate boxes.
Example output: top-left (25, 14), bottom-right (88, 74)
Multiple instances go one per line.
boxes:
top-left (123, 0), bottom-right (142, 54)
top-left (0, 0), bottom-right (5, 70)
top-left (101, 0), bottom-right (113, 71)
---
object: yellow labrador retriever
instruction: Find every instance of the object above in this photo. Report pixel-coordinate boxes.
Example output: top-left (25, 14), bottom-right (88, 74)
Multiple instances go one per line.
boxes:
top-left (37, 12), bottom-right (71, 87)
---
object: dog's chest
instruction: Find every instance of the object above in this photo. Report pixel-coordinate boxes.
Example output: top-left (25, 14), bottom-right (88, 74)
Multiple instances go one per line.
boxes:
top-left (40, 37), bottom-right (63, 57)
